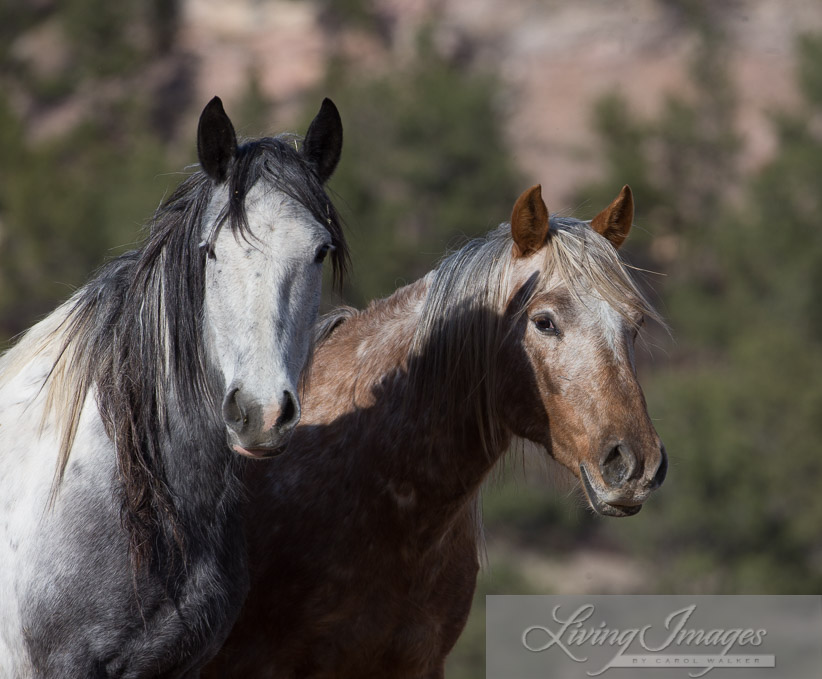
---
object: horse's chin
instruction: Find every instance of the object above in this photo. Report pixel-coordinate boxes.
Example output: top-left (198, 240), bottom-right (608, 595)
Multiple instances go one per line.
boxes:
top-left (231, 444), bottom-right (287, 460)
top-left (579, 464), bottom-right (643, 518)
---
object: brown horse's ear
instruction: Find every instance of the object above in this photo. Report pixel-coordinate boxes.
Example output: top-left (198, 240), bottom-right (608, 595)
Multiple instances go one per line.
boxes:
top-left (511, 185), bottom-right (550, 258)
top-left (591, 185), bottom-right (634, 250)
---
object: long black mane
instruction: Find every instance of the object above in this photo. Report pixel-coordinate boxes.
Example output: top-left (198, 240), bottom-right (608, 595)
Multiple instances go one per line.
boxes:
top-left (47, 135), bottom-right (347, 571)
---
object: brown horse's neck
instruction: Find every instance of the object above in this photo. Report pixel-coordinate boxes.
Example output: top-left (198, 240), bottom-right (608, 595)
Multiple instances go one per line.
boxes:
top-left (300, 276), bottom-right (511, 525)
top-left (219, 277), bottom-right (502, 675)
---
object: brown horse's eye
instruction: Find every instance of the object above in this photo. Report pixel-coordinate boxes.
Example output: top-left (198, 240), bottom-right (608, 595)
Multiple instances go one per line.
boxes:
top-left (532, 314), bottom-right (559, 335)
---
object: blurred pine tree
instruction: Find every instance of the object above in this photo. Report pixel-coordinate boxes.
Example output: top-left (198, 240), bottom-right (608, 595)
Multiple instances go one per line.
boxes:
top-left (0, 1), bottom-right (185, 343)
top-left (303, 29), bottom-right (521, 306)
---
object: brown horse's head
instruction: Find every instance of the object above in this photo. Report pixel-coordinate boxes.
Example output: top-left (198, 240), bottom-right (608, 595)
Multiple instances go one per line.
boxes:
top-left (500, 185), bottom-right (667, 517)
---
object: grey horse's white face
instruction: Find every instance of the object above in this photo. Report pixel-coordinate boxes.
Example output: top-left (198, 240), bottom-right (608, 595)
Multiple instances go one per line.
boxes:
top-left (203, 182), bottom-right (333, 458)
top-left (196, 95), bottom-right (344, 459)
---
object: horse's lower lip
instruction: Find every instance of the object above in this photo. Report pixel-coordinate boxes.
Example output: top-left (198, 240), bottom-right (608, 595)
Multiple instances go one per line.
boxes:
top-left (579, 464), bottom-right (643, 518)
top-left (232, 445), bottom-right (284, 460)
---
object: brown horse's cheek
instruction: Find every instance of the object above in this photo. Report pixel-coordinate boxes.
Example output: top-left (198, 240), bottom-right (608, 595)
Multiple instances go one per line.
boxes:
top-left (543, 398), bottom-right (592, 469)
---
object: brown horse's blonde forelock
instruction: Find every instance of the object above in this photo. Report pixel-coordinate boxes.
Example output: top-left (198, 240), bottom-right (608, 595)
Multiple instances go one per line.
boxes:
top-left (547, 217), bottom-right (664, 330)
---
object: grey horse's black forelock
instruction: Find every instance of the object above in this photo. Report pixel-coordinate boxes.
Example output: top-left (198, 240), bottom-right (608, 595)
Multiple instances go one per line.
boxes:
top-left (205, 136), bottom-right (349, 289)
top-left (47, 133), bottom-right (348, 575)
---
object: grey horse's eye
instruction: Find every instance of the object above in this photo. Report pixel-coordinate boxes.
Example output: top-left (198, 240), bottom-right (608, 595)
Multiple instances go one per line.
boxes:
top-left (315, 243), bottom-right (333, 264)
top-left (532, 314), bottom-right (559, 336)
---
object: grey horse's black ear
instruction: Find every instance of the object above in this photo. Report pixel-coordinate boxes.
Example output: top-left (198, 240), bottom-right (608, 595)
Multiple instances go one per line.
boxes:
top-left (197, 96), bottom-right (237, 183)
top-left (302, 98), bottom-right (343, 184)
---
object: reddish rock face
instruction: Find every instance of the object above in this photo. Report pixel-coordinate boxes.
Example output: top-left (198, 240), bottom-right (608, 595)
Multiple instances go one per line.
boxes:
top-left (180, 0), bottom-right (822, 208)
top-left (12, 1), bottom-right (822, 195)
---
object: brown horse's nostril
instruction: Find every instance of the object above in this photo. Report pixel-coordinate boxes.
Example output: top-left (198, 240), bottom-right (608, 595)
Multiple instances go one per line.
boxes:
top-left (650, 446), bottom-right (668, 489)
top-left (600, 443), bottom-right (636, 487)
top-left (275, 390), bottom-right (300, 432)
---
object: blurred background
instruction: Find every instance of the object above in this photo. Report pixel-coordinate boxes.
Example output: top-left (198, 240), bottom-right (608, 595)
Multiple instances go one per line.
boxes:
top-left (2, 0), bottom-right (822, 675)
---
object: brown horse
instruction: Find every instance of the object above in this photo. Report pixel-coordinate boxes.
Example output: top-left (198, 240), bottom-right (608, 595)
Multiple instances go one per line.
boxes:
top-left (204, 185), bottom-right (668, 679)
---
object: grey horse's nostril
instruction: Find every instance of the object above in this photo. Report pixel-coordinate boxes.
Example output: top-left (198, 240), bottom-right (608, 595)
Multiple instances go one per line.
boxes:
top-left (222, 386), bottom-right (247, 432)
top-left (275, 390), bottom-right (299, 431)
top-left (650, 446), bottom-right (668, 489)
top-left (600, 443), bottom-right (636, 487)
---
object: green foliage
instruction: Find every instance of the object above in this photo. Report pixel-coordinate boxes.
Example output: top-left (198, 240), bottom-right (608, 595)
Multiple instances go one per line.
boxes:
top-left (63, 0), bottom-right (145, 78)
top-left (236, 68), bottom-right (273, 139)
top-left (798, 33), bottom-right (822, 109)
top-left (6, 1), bottom-right (174, 109)
top-left (481, 456), bottom-right (598, 550)
top-left (0, 93), bottom-right (178, 342)
top-left (0, 7), bottom-right (31, 63)
top-left (307, 38), bottom-right (521, 305)
top-left (578, 20), bottom-right (740, 286)
top-left (315, 0), bottom-right (380, 33)
top-left (0, 2), bottom-right (187, 343)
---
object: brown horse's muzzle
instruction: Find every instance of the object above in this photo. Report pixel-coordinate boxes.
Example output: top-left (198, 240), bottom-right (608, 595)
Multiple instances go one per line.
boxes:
top-left (579, 442), bottom-right (667, 517)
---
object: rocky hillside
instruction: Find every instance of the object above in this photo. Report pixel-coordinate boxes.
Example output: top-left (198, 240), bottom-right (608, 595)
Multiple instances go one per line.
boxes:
top-left (179, 0), bottom-right (822, 207)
